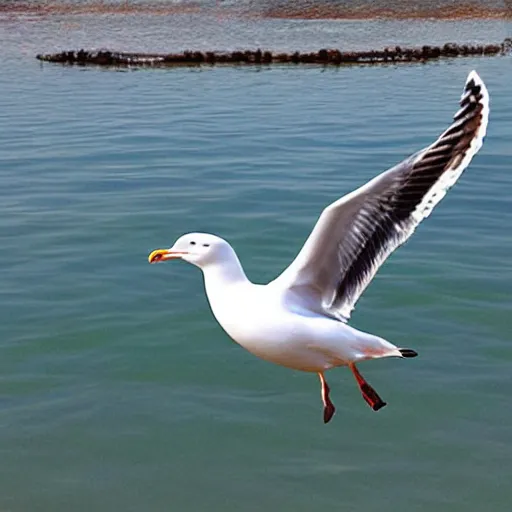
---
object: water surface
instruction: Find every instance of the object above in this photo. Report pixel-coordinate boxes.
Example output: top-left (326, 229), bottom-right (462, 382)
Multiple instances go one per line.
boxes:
top-left (0, 7), bottom-right (511, 512)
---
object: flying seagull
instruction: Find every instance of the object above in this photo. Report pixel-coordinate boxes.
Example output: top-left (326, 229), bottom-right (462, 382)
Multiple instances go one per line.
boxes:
top-left (149, 71), bottom-right (489, 423)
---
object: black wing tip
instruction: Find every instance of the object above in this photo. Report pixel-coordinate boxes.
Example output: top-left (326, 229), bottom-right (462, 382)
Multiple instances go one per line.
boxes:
top-left (463, 70), bottom-right (489, 107)
top-left (465, 74), bottom-right (481, 94)
top-left (464, 70), bottom-right (489, 144)
top-left (466, 70), bottom-right (484, 87)
top-left (442, 70), bottom-right (489, 150)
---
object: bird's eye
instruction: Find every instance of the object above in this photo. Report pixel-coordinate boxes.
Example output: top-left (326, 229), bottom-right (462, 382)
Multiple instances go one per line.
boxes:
top-left (190, 241), bottom-right (196, 245)
top-left (203, 244), bottom-right (210, 247)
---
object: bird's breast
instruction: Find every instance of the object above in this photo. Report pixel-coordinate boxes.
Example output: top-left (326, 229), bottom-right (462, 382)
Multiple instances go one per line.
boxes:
top-left (203, 281), bottom-right (348, 372)
top-left (205, 284), bottom-right (288, 346)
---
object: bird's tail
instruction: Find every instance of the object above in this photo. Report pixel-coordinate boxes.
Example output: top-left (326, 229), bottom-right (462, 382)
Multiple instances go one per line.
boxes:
top-left (399, 348), bottom-right (418, 358)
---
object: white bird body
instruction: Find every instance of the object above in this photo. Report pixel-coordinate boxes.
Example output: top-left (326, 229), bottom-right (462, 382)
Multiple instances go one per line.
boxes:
top-left (203, 260), bottom-right (398, 372)
top-left (149, 71), bottom-right (489, 422)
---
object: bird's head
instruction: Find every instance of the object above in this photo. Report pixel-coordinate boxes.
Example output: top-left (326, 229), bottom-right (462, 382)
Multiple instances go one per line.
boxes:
top-left (148, 232), bottom-right (233, 269)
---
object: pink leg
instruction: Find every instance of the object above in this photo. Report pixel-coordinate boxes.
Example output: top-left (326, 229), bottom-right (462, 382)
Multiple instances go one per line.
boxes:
top-left (318, 372), bottom-right (336, 423)
top-left (349, 363), bottom-right (387, 411)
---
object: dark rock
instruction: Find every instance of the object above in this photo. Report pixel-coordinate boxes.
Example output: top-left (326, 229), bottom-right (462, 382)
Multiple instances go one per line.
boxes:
top-left (483, 44), bottom-right (500, 54)
top-left (318, 49), bottom-right (328, 62)
top-left (328, 49), bottom-right (342, 64)
top-left (35, 39), bottom-right (510, 68)
top-left (262, 51), bottom-right (272, 63)
top-left (442, 43), bottom-right (459, 56)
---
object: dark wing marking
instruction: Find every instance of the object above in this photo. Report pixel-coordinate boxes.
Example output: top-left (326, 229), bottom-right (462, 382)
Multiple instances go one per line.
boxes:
top-left (272, 70), bottom-right (489, 322)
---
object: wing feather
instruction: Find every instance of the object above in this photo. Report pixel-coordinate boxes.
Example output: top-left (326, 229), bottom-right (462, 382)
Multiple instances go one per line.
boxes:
top-left (272, 70), bottom-right (489, 322)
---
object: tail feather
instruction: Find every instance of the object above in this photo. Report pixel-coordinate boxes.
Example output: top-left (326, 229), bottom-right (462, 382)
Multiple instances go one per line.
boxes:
top-left (399, 348), bottom-right (418, 358)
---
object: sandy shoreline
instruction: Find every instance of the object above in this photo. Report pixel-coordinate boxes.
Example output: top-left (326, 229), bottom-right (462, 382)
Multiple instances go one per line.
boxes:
top-left (1, 1), bottom-right (511, 20)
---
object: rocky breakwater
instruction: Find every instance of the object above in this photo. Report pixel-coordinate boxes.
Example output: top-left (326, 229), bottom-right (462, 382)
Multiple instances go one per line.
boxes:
top-left (37, 40), bottom-right (511, 68)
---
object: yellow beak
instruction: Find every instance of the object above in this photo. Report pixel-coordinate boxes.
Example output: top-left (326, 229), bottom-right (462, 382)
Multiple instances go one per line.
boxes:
top-left (148, 249), bottom-right (188, 264)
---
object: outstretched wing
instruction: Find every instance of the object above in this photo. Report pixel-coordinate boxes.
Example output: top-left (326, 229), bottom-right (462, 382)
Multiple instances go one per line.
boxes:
top-left (272, 70), bottom-right (489, 322)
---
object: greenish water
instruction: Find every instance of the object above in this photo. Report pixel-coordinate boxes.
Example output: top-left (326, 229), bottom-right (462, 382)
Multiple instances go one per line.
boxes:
top-left (1, 8), bottom-right (511, 512)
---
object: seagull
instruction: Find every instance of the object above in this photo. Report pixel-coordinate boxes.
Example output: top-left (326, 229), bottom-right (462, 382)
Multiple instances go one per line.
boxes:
top-left (149, 70), bottom-right (489, 423)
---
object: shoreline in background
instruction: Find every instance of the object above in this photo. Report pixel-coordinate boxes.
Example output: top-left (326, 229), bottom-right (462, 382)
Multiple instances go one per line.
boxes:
top-left (1, 1), bottom-right (511, 20)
